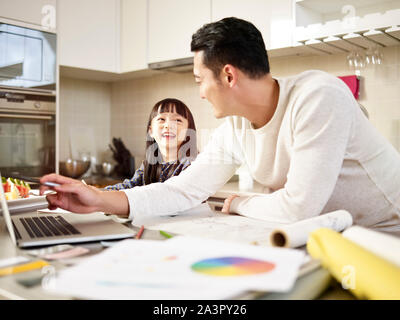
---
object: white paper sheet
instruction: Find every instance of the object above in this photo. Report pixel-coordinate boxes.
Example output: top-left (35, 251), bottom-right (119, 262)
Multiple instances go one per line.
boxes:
top-left (47, 237), bottom-right (305, 300)
top-left (132, 204), bottom-right (352, 249)
top-left (132, 203), bottom-right (286, 246)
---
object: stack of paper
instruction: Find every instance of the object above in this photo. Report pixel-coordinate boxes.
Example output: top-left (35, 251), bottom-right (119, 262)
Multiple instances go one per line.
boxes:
top-left (46, 236), bottom-right (305, 300)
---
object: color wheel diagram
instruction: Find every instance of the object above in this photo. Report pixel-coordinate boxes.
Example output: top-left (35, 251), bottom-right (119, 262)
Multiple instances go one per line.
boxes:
top-left (191, 256), bottom-right (275, 277)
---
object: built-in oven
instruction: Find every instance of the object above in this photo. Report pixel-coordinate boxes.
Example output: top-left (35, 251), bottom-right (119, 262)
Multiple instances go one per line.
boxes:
top-left (0, 87), bottom-right (55, 177)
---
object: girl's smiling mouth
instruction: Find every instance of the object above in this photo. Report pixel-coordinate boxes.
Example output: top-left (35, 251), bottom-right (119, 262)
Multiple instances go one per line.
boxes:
top-left (162, 132), bottom-right (176, 138)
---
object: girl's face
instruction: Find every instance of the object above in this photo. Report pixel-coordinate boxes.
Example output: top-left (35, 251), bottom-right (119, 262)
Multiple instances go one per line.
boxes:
top-left (149, 110), bottom-right (189, 160)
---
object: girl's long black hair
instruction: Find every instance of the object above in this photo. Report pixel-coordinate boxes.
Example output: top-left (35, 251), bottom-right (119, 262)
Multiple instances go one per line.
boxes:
top-left (143, 98), bottom-right (198, 185)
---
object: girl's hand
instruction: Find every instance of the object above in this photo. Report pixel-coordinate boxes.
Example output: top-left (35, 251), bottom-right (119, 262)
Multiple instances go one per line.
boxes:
top-left (221, 194), bottom-right (239, 214)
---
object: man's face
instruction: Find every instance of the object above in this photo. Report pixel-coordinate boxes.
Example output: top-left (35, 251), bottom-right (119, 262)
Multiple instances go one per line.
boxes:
top-left (193, 51), bottom-right (229, 118)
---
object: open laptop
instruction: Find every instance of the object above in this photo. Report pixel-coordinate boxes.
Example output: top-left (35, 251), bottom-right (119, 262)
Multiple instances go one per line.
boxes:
top-left (0, 174), bottom-right (136, 247)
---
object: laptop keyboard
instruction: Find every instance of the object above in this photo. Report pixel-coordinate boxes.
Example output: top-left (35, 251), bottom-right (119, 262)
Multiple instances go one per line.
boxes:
top-left (17, 216), bottom-right (81, 239)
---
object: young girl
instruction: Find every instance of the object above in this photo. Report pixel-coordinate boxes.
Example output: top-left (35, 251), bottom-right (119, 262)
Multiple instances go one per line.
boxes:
top-left (105, 98), bottom-right (198, 190)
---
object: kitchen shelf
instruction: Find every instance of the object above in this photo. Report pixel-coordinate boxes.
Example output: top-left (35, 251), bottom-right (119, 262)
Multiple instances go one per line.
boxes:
top-left (305, 39), bottom-right (348, 54)
top-left (295, 0), bottom-right (400, 40)
top-left (269, 0), bottom-right (400, 58)
top-left (385, 25), bottom-right (400, 40)
top-left (322, 36), bottom-right (365, 51)
top-left (363, 29), bottom-right (400, 46)
top-left (269, 25), bottom-right (400, 59)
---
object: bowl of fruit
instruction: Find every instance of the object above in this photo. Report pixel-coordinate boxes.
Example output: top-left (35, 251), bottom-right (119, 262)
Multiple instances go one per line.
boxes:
top-left (1, 177), bottom-right (50, 214)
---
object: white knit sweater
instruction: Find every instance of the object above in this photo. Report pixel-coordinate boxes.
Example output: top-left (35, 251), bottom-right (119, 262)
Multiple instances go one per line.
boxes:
top-left (124, 70), bottom-right (400, 233)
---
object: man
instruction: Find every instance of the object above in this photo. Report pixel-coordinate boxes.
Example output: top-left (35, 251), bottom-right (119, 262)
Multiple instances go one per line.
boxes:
top-left (41, 17), bottom-right (400, 233)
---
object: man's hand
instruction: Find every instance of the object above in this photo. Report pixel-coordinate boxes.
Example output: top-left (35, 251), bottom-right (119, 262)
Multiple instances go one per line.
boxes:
top-left (40, 174), bottom-right (102, 213)
top-left (221, 194), bottom-right (239, 214)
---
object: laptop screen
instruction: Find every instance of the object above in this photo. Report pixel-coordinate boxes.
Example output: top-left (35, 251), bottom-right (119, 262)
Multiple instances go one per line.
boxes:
top-left (0, 174), bottom-right (17, 245)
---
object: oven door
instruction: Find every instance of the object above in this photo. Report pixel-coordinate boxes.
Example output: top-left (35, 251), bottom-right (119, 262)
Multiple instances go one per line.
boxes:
top-left (0, 111), bottom-right (55, 177)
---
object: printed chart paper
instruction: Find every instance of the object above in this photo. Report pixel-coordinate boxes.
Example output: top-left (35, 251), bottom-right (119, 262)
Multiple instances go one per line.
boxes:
top-left (47, 237), bottom-right (305, 300)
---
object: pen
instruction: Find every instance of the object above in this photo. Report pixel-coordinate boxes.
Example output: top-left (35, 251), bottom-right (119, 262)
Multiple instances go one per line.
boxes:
top-left (7, 175), bottom-right (60, 188)
top-left (0, 260), bottom-right (49, 277)
top-left (135, 225), bottom-right (145, 239)
top-left (159, 230), bottom-right (173, 239)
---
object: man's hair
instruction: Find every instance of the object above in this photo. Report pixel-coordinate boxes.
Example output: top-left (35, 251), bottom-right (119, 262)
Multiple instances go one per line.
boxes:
top-left (191, 17), bottom-right (270, 79)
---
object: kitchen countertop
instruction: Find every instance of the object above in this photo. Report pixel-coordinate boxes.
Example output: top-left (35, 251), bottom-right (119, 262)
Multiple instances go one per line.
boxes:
top-left (212, 181), bottom-right (268, 199)
top-left (207, 181), bottom-right (268, 211)
top-left (82, 175), bottom-right (267, 197)
top-left (82, 175), bottom-right (124, 188)
top-left (83, 176), bottom-right (266, 199)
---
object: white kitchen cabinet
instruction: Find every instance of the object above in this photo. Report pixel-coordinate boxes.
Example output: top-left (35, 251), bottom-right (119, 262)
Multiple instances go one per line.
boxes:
top-left (57, 0), bottom-right (120, 73)
top-left (148, 0), bottom-right (211, 64)
top-left (0, 0), bottom-right (56, 31)
top-left (211, 0), bottom-right (295, 50)
top-left (120, 0), bottom-right (147, 72)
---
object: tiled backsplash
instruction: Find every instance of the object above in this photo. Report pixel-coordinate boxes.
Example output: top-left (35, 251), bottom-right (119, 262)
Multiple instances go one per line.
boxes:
top-left (59, 77), bottom-right (112, 162)
top-left (59, 45), bottom-right (400, 167)
top-left (110, 72), bottom-right (223, 166)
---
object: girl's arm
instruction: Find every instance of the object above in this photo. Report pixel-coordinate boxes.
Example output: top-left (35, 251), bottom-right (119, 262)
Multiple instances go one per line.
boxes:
top-left (104, 163), bottom-right (145, 190)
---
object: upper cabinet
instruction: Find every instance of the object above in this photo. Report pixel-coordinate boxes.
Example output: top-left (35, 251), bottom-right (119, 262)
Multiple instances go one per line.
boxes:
top-left (212, 0), bottom-right (295, 51)
top-left (120, 0), bottom-right (147, 72)
top-left (0, 0), bottom-right (56, 32)
top-left (7, 0), bottom-right (398, 76)
top-left (147, 0), bottom-right (211, 64)
top-left (57, 0), bottom-right (120, 73)
top-left (58, 0), bottom-right (147, 74)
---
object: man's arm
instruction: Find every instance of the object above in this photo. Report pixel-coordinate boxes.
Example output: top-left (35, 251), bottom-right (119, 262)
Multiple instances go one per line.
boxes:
top-left (41, 121), bottom-right (241, 220)
top-left (230, 84), bottom-right (354, 223)
top-left (40, 174), bottom-right (130, 216)
top-left (122, 121), bottom-right (241, 221)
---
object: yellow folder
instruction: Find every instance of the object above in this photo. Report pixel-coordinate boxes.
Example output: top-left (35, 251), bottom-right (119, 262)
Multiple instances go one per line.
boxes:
top-left (307, 228), bottom-right (400, 300)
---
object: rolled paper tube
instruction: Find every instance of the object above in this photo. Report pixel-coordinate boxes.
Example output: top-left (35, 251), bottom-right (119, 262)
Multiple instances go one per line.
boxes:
top-left (307, 228), bottom-right (400, 300)
top-left (342, 226), bottom-right (400, 267)
top-left (270, 210), bottom-right (353, 248)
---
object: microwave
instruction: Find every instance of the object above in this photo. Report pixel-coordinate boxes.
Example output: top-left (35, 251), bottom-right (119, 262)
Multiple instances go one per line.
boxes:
top-left (0, 23), bottom-right (56, 91)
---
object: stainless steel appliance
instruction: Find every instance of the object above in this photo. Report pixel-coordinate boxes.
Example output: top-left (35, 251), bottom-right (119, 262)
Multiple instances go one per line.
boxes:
top-left (0, 22), bottom-right (56, 178)
top-left (0, 87), bottom-right (56, 177)
top-left (0, 23), bottom-right (56, 90)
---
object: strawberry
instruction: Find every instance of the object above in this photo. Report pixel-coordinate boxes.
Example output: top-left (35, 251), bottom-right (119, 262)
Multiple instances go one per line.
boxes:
top-left (2, 182), bottom-right (10, 193)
